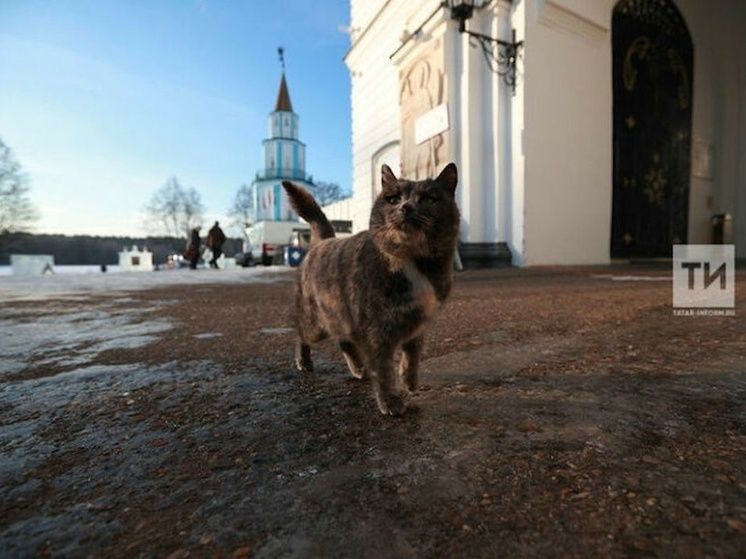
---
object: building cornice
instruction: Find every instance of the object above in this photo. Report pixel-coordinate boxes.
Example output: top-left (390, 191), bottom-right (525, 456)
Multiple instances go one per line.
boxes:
top-left (262, 138), bottom-right (306, 146)
top-left (389, 6), bottom-right (449, 64)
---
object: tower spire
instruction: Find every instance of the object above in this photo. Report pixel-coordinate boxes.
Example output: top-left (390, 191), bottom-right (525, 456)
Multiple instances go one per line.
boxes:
top-left (274, 47), bottom-right (293, 112)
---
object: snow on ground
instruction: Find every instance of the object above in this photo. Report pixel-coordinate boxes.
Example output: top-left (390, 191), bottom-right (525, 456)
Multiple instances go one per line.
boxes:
top-left (0, 266), bottom-right (294, 301)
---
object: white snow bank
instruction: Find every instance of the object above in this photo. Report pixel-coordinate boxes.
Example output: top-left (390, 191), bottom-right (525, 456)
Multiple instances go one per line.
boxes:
top-left (0, 266), bottom-right (294, 301)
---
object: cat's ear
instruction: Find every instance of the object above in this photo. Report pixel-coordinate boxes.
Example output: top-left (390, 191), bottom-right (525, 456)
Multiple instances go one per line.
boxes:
top-left (436, 163), bottom-right (458, 197)
top-left (381, 164), bottom-right (398, 188)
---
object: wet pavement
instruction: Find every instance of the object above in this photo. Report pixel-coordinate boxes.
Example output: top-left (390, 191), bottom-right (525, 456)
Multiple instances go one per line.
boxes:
top-left (1, 266), bottom-right (745, 557)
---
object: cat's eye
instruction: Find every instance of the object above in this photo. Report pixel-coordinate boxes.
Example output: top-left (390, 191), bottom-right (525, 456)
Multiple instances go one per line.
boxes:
top-left (385, 195), bottom-right (401, 205)
top-left (423, 195), bottom-right (439, 203)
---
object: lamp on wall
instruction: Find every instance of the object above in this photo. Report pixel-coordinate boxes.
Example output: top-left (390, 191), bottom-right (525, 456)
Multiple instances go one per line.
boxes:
top-left (446, 0), bottom-right (523, 94)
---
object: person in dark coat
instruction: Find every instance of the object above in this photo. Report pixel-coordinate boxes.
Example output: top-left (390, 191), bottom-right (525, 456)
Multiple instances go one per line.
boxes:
top-left (206, 221), bottom-right (227, 269)
top-left (185, 226), bottom-right (202, 269)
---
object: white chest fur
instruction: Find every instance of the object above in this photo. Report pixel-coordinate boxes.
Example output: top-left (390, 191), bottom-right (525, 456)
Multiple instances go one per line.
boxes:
top-left (402, 261), bottom-right (439, 317)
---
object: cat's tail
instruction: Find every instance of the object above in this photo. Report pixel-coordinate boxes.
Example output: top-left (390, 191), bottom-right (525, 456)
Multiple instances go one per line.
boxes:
top-left (282, 181), bottom-right (336, 243)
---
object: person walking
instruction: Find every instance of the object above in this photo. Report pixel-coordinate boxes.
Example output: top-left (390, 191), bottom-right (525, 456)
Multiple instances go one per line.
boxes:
top-left (206, 221), bottom-right (227, 269)
top-left (185, 226), bottom-right (202, 269)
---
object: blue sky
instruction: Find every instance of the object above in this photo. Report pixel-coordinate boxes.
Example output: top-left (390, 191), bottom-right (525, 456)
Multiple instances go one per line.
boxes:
top-left (0, 0), bottom-right (351, 236)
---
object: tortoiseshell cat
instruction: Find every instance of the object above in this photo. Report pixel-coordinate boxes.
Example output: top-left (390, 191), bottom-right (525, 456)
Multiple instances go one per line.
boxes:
top-left (282, 163), bottom-right (459, 416)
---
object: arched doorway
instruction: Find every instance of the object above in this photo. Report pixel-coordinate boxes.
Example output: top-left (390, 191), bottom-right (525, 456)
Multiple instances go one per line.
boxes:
top-left (611, 0), bottom-right (693, 258)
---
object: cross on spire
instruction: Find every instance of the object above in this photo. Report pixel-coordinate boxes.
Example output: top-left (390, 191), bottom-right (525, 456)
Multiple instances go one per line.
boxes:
top-left (278, 46), bottom-right (285, 71)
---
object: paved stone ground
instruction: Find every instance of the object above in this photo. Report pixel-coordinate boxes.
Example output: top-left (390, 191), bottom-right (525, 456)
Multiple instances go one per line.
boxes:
top-left (1, 266), bottom-right (744, 558)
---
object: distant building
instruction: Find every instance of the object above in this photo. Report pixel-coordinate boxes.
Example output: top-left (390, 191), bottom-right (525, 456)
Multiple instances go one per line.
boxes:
top-left (250, 72), bottom-right (315, 222)
top-left (320, 198), bottom-right (354, 238)
top-left (118, 245), bottom-right (153, 272)
top-left (10, 254), bottom-right (54, 276)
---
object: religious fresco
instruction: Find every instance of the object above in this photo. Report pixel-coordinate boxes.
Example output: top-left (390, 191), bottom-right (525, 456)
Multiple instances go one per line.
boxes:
top-left (399, 39), bottom-right (449, 181)
top-left (611, 0), bottom-right (693, 257)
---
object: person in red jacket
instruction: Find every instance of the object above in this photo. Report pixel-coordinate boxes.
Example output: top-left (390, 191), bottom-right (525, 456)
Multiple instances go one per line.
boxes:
top-left (185, 226), bottom-right (202, 269)
top-left (206, 221), bottom-right (227, 269)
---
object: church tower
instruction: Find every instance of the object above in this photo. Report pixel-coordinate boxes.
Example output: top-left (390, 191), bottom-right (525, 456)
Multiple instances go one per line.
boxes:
top-left (250, 51), bottom-right (314, 222)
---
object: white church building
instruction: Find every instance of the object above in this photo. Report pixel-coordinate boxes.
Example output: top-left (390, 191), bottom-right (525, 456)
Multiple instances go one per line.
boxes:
top-left (344, 0), bottom-right (746, 266)
top-left (249, 71), bottom-right (314, 222)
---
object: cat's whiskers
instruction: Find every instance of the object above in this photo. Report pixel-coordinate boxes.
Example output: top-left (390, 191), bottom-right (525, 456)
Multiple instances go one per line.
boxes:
top-left (407, 213), bottom-right (432, 228)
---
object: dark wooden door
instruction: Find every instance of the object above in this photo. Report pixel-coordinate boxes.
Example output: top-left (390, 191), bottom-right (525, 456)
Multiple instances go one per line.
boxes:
top-left (611, 0), bottom-right (693, 258)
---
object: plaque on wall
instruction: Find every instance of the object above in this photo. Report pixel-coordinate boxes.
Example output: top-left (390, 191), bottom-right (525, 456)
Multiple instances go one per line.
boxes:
top-left (399, 38), bottom-right (449, 180)
top-left (692, 138), bottom-right (714, 180)
top-left (415, 103), bottom-right (449, 145)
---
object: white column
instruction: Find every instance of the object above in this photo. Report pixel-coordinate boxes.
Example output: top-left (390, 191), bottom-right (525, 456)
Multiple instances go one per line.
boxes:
top-left (494, 1), bottom-right (512, 244)
top-left (507, 0), bottom-right (526, 265)
top-left (460, 13), bottom-right (486, 243)
top-left (444, 20), bottom-right (464, 225)
top-left (453, 6), bottom-right (502, 245)
top-left (469, 6), bottom-right (498, 243)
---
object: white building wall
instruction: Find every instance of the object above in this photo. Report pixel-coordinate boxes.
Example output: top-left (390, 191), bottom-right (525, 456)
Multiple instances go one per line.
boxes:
top-left (346, 0), bottom-right (437, 233)
top-left (283, 143), bottom-right (291, 170)
top-left (321, 198), bottom-right (353, 222)
top-left (517, 0), bottom-right (746, 264)
top-left (269, 112), bottom-right (297, 139)
top-left (10, 254), bottom-right (55, 276)
top-left (347, 0), bottom-right (746, 265)
top-left (675, 0), bottom-right (746, 257)
top-left (118, 246), bottom-right (153, 272)
top-left (518, 0), bottom-right (615, 266)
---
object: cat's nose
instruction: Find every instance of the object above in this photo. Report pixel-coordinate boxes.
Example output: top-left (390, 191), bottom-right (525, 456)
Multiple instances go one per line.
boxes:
top-left (400, 202), bottom-right (414, 215)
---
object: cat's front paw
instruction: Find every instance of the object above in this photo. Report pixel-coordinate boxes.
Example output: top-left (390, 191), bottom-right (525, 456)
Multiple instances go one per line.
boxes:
top-left (375, 391), bottom-right (408, 416)
top-left (295, 343), bottom-right (314, 373)
top-left (403, 374), bottom-right (418, 393)
top-left (343, 355), bottom-right (367, 380)
top-left (349, 366), bottom-right (368, 380)
top-left (295, 357), bottom-right (313, 373)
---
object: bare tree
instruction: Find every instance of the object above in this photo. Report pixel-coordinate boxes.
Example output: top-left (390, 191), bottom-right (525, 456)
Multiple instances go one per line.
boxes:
top-left (144, 177), bottom-right (205, 237)
top-left (227, 183), bottom-right (254, 235)
top-left (181, 186), bottom-right (204, 235)
top-left (0, 137), bottom-right (39, 234)
top-left (313, 181), bottom-right (347, 207)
